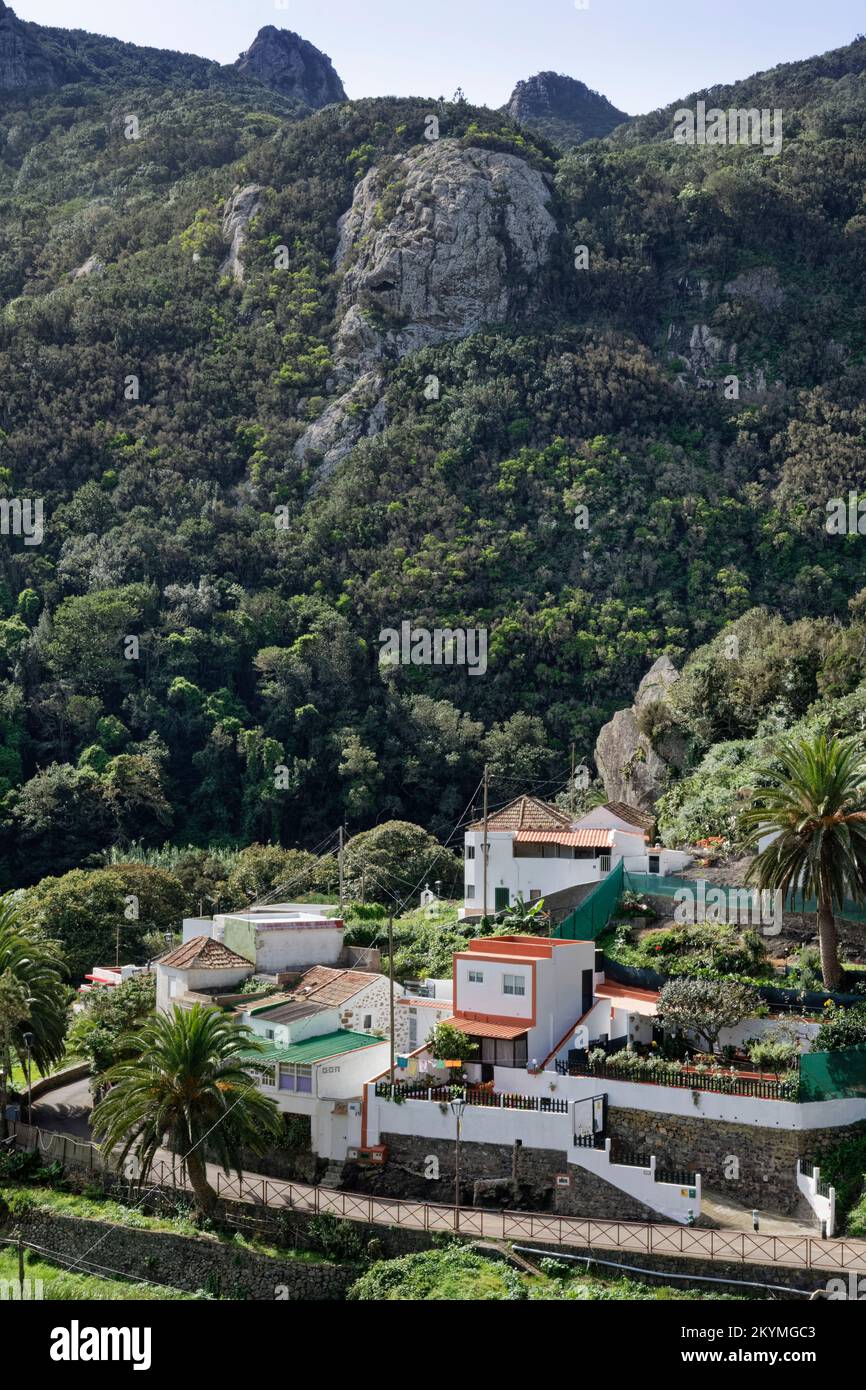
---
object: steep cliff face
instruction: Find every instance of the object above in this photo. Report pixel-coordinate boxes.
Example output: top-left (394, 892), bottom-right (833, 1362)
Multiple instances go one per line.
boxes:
top-left (333, 140), bottom-right (557, 370)
top-left (295, 139), bottom-right (557, 470)
top-left (594, 657), bottom-right (684, 811)
top-left (219, 184), bottom-right (264, 284)
top-left (0, 1), bottom-right (61, 90)
top-left (505, 71), bottom-right (628, 148)
top-left (234, 27), bottom-right (346, 107)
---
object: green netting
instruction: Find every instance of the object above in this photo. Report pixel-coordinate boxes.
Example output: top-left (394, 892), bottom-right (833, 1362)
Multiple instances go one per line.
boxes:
top-left (624, 872), bottom-right (866, 925)
top-left (799, 1044), bottom-right (866, 1102)
top-left (553, 861), bottom-right (624, 941)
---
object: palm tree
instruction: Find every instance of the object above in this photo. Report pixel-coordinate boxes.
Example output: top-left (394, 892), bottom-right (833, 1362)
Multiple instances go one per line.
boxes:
top-left (743, 734), bottom-right (866, 990)
top-left (0, 896), bottom-right (67, 1139)
top-left (91, 1004), bottom-right (283, 1215)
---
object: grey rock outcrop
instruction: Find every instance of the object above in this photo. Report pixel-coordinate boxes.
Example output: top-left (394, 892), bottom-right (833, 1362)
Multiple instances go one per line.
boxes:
top-left (0, 1), bottom-right (60, 90)
top-left (220, 184), bottom-right (264, 284)
top-left (294, 372), bottom-right (388, 482)
top-left (234, 27), bottom-right (346, 107)
top-left (594, 656), bottom-right (683, 811)
top-left (295, 139), bottom-right (557, 468)
top-left (333, 140), bottom-right (556, 375)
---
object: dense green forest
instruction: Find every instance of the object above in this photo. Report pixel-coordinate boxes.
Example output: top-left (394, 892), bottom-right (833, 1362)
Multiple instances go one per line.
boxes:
top-left (2, 21), bottom-right (866, 892)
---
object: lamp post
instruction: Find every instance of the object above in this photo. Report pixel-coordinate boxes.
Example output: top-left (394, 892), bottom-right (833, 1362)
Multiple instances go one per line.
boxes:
top-left (450, 1097), bottom-right (466, 1229)
top-left (22, 1032), bottom-right (34, 1126)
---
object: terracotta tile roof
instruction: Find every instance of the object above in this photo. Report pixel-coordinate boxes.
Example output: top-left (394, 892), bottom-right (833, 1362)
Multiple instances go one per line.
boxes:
top-left (290, 965), bottom-right (383, 1007)
top-left (468, 794), bottom-right (573, 833)
top-left (158, 936), bottom-right (253, 971)
top-left (603, 802), bottom-right (655, 832)
top-left (514, 829), bottom-right (615, 848)
top-left (441, 1017), bottom-right (529, 1040)
top-left (396, 997), bottom-right (452, 1008)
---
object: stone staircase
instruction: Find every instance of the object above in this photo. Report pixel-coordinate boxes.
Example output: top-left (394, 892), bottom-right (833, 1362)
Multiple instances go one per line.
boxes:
top-left (319, 1160), bottom-right (345, 1190)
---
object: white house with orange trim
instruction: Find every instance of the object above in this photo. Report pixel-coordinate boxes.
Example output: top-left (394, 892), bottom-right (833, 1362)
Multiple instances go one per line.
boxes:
top-left (461, 795), bottom-right (690, 918)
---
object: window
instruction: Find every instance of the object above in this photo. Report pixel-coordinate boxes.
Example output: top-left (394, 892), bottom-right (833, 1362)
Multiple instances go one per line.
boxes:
top-left (648, 854), bottom-right (660, 875)
top-left (529, 889), bottom-right (541, 902)
top-left (503, 973), bottom-right (526, 997)
top-left (468, 969), bottom-right (484, 984)
top-left (465, 844), bottom-right (475, 860)
top-left (279, 1063), bottom-right (313, 1094)
top-left (265, 1028), bottom-right (275, 1040)
top-left (363, 1014), bottom-right (372, 1030)
top-left (466, 884), bottom-right (475, 899)
top-left (409, 1014), bottom-right (418, 1047)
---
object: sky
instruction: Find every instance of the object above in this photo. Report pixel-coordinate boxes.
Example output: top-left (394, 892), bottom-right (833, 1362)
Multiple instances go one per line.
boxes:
top-left (13, 0), bottom-right (866, 115)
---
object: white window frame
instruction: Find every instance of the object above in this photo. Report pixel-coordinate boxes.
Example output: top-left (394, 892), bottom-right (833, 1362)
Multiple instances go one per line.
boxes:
top-left (468, 969), bottom-right (484, 984)
top-left (503, 973), bottom-right (526, 997)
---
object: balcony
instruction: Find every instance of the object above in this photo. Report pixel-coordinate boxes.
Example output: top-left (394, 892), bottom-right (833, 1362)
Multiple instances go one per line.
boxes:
top-left (374, 1080), bottom-right (569, 1114)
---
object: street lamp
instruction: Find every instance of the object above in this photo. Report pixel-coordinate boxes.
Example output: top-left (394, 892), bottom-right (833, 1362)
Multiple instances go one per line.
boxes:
top-left (450, 1097), bottom-right (467, 1229)
top-left (22, 1032), bottom-right (34, 1126)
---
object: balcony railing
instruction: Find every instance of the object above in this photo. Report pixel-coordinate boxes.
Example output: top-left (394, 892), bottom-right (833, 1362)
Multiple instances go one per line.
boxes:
top-left (374, 1081), bottom-right (569, 1113)
top-left (557, 1056), bottom-right (797, 1100)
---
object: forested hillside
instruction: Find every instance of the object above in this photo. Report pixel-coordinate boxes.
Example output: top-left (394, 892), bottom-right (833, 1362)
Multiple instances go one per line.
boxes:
top-left (2, 12), bottom-right (866, 887)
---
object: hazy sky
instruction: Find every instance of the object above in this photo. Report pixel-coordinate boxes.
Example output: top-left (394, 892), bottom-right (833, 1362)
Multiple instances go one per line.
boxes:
top-left (14, 0), bottom-right (866, 115)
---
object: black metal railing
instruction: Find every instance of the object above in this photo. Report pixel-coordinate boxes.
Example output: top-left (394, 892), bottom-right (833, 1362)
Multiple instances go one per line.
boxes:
top-left (374, 1081), bottom-right (569, 1113)
top-left (560, 1058), bottom-right (796, 1100)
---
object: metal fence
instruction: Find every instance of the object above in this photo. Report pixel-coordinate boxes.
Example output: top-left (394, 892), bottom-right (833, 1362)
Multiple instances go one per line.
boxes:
top-left (8, 1121), bottom-right (866, 1274)
top-left (374, 1081), bottom-right (569, 1113)
top-left (560, 1058), bottom-right (795, 1100)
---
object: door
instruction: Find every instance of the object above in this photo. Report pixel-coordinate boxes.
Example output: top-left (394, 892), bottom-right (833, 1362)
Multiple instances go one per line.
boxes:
top-left (581, 968), bottom-right (594, 1017)
top-left (495, 887), bottom-right (510, 911)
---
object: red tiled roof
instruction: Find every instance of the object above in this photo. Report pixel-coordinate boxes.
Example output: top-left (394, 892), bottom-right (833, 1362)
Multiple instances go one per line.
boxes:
top-left (468, 794), bottom-right (573, 832)
top-left (290, 966), bottom-right (382, 1007)
top-left (441, 1017), bottom-right (529, 1040)
top-left (603, 802), bottom-right (655, 832)
top-left (514, 829), bottom-right (615, 848)
top-left (158, 936), bottom-right (253, 971)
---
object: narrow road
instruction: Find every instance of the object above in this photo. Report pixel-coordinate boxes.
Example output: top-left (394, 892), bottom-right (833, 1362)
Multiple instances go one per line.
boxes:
top-left (29, 1077), bottom-right (93, 1140)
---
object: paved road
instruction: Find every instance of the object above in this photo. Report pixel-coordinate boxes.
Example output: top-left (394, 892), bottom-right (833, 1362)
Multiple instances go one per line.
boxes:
top-left (29, 1077), bottom-right (93, 1140)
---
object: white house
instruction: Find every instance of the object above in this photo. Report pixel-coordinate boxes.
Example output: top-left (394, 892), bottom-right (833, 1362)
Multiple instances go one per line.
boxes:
top-left (361, 931), bottom-right (866, 1224)
top-left (216, 906), bottom-right (345, 973)
top-left (435, 934), bottom-right (597, 1075)
top-left (462, 794), bottom-right (690, 918)
top-left (239, 996), bottom-right (390, 1161)
top-left (155, 936), bottom-right (255, 1012)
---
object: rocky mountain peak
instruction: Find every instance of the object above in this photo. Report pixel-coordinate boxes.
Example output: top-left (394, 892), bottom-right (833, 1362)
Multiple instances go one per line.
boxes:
top-left (234, 27), bottom-right (346, 108)
top-left (506, 70), bottom-right (628, 147)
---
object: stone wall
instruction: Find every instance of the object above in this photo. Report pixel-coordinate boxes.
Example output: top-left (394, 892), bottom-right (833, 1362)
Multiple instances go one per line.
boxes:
top-left (608, 1107), bottom-right (866, 1214)
top-left (344, 1132), bottom-right (658, 1220)
top-left (9, 1209), bottom-right (354, 1302)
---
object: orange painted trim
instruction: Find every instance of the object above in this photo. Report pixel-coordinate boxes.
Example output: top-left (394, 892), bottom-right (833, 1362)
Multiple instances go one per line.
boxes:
top-left (453, 954), bottom-right (537, 1028)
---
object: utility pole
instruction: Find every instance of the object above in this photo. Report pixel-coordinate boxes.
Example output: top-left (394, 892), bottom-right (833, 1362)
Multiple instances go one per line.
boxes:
top-left (570, 742), bottom-right (576, 788)
top-left (482, 763), bottom-right (489, 922)
top-left (388, 907), bottom-right (396, 1088)
top-left (18, 1235), bottom-right (25, 1300)
top-left (115, 920), bottom-right (121, 968)
top-left (338, 826), bottom-right (345, 915)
